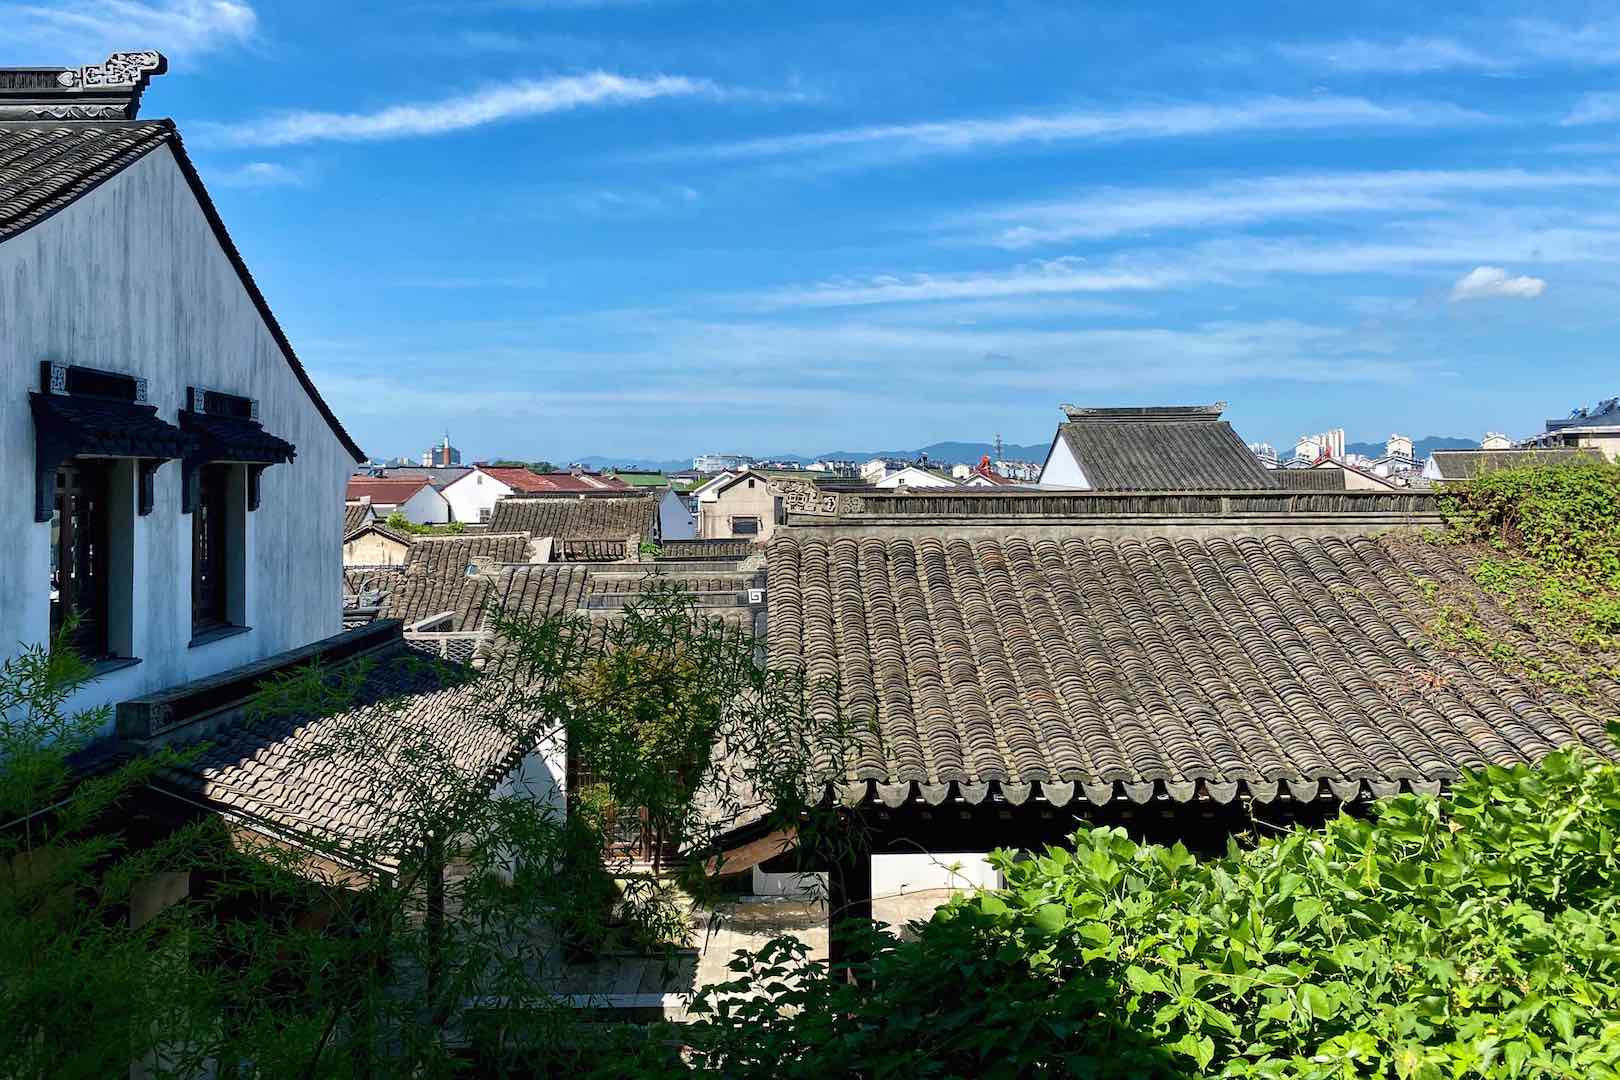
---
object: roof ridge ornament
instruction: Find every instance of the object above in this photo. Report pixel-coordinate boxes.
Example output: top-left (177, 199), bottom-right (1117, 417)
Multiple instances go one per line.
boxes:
top-left (0, 51), bottom-right (167, 121)
top-left (1060, 401), bottom-right (1227, 422)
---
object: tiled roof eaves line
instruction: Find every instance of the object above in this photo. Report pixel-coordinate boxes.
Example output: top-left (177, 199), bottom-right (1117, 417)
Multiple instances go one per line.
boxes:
top-left (827, 775), bottom-right (1447, 808)
top-left (161, 130), bottom-right (366, 462)
top-left (144, 779), bottom-right (398, 878)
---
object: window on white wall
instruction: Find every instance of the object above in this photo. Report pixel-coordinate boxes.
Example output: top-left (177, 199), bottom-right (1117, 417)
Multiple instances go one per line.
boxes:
top-left (732, 516), bottom-right (761, 536)
top-left (51, 460), bottom-right (112, 658)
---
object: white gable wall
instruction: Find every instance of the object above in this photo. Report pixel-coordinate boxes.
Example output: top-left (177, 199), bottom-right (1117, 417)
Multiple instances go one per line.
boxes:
top-left (399, 484), bottom-right (452, 524)
top-left (874, 466), bottom-right (956, 489)
top-left (658, 487), bottom-right (696, 540)
top-left (0, 146), bottom-right (353, 727)
top-left (441, 467), bottom-right (513, 524)
top-left (1038, 435), bottom-right (1091, 489)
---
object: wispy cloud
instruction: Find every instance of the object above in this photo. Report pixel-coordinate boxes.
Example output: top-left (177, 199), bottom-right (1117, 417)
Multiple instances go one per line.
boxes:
top-left (1, 0), bottom-right (256, 60)
top-left (207, 160), bottom-right (304, 188)
top-left (1563, 92), bottom-right (1620, 126)
top-left (214, 72), bottom-right (741, 147)
top-left (1449, 266), bottom-right (1547, 301)
top-left (1275, 19), bottom-right (1620, 75)
top-left (1514, 18), bottom-right (1620, 66)
top-left (755, 257), bottom-right (1181, 309)
top-left (957, 169), bottom-right (1620, 249)
top-left (1277, 36), bottom-right (1503, 74)
top-left (660, 96), bottom-right (1487, 165)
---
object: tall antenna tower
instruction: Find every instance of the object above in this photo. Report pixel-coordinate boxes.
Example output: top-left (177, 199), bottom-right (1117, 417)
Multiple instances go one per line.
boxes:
top-left (993, 432), bottom-right (1004, 461)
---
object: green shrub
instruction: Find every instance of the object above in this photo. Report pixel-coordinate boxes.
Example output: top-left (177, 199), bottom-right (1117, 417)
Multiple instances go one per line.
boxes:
top-left (687, 738), bottom-right (1620, 1078)
top-left (1439, 461), bottom-right (1620, 643)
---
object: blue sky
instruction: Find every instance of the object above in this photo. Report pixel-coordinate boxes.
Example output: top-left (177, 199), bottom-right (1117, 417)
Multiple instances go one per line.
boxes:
top-left (9, 1), bottom-right (1620, 461)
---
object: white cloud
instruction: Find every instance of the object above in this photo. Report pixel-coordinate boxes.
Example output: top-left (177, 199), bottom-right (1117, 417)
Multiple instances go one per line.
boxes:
top-left (1276, 20), bottom-right (1620, 74)
top-left (215, 72), bottom-right (734, 146)
top-left (755, 257), bottom-right (1181, 309)
top-left (662, 96), bottom-right (1487, 165)
top-left (207, 160), bottom-right (304, 188)
top-left (958, 168), bottom-right (1619, 249)
top-left (1277, 36), bottom-right (1503, 74)
top-left (1563, 92), bottom-right (1620, 126)
top-left (1448, 266), bottom-right (1547, 301)
top-left (1, 0), bottom-right (256, 60)
top-left (1515, 19), bottom-right (1620, 66)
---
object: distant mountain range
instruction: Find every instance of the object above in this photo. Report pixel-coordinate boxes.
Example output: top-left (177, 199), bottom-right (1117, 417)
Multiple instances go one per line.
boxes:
top-left (569, 435), bottom-right (1481, 474)
top-left (571, 440), bottom-right (1051, 473)
top-left (1341, 436), bottom-right (1478, 460)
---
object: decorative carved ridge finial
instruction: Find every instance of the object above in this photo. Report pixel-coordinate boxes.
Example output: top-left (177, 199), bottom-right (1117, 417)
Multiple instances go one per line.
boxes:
top-left (0, 51), bottom-right (168, 121)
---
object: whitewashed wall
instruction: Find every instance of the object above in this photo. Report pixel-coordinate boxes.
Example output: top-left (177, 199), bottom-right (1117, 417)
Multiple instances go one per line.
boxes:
top-left (658, 487), bottom-right (696, 540)
top-left (0, 146), bottom-right (355, 729)
top-left (399, 484), bottom-right (451, 524)
top-left (1038, 436), bottom-right (1090, 488)
top-left (441, 468), bottom-right (511, 524)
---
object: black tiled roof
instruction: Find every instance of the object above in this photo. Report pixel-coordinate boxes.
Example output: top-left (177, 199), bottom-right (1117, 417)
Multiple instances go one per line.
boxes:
top-left (487, 495), bottom-right (659, 540)
top-left (0, 120), bottom-right (172, 240)
top-left (379, 535), bottom-right (536, 625)
top-left (767, 531), bottom-right (1616, 807)
top-left (380, 563), bottom-right (590, 632)
top-left (0, 119), bottom-right (364, 462)
top-left (30, 391), bottom-right (194, 460)
top-left (1272, 467), bottom-right (1348, 491)
top-left (181, 410), bottom-right (296, 464)
top-left (1428, 449), bottom-right (1600, 481)
top-left (158, 646), bottom-right (544, 868)
top-left (1054, 415), bottom-right (1279, 491)
top-left (343, 502), bottom-right (375, 538)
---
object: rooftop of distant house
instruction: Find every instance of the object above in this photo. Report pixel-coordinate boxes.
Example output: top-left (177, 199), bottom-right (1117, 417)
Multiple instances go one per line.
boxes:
top-left (474, 466), bottom-right (630, 494)
top-left (346, 475), bottom-right (432, 505)
top-left (1048, 401), bottom-right (1279, 491)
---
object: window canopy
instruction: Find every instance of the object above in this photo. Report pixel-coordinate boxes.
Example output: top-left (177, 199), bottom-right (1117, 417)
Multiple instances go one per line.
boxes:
top-left (30, 362), bottom-right (194, 522)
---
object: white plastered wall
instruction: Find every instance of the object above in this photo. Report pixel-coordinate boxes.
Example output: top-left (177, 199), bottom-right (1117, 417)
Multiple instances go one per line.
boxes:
top-left (0, 146), bottom-right (353, 731)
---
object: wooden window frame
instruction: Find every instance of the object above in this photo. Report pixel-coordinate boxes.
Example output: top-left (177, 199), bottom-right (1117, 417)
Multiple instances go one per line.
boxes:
top-left (51, 459), bottom-right (112, 659)
top-left (191, 463), bottom-right (232, 634)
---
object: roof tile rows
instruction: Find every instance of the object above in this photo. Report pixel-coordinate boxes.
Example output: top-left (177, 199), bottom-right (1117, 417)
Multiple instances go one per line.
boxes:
top-left (480, 467), bottom-right (628, 494)
top-left (347, 476), bottom-right (432, 505)
top-left (159, 647), bottom-right (543, 866)
top-left (767, 532), bottom-right (1616, 806)
top-left (1428, 448), bottom-right (1601, 481)
top-left (0, 120), bottom-right (173, 240)
top-left (1053, 406), bottom-right (1279, 491)
top-left (379, 535), bottom-right (537, 625)
top-left (343, 502), bottom-right (375, 537)
top-left (487, 495), bottom-right (658, 540)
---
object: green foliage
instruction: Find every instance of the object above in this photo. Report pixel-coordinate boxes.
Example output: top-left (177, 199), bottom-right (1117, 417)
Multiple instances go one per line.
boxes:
top-left (687, 738), bottom-right (1620, 1079)
top-left (382, 510), bottom-right (466, 536)
top-left (1439, 461), bottom-right (1620, 647)
top-left (1, 630), bottom-right (223, 1079)
top-left (488, 459), bottom-right (557, 475)
top-left (4, 588), bottom-right (844, 1077)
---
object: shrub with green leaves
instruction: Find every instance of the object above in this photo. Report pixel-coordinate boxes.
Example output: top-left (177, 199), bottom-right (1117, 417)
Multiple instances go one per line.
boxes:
top-left (687, 737), bottom-right (1620, 1079)
top-left (1439, 461), bottom-right (1620, 644)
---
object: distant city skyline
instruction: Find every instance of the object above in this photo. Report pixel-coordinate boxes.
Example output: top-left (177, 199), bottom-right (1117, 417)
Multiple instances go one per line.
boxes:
top-left (21, 1), bottom-right (1620, 459)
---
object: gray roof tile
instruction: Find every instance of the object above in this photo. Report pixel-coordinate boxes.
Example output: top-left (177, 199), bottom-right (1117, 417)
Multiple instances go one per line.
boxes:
top-left (487, 495), bottom-right (658, 540)
top-left (1053, 405), bottom-right (1277, 491)
top-left (767, 531), bottom-right (1617, 805)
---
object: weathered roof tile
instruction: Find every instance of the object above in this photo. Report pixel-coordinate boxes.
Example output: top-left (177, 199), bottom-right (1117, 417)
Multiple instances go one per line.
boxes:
top-left (768, 530), bottom-right (1617, 804)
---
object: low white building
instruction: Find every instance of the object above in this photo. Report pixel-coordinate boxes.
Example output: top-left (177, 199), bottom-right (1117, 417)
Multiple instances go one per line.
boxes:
top-left (0, 52), bottom-right (362, 726)
top-left (874, 465), bottom-right (959, 489)
top-left (346, 476), bottom-right (450, 524)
